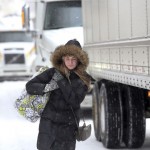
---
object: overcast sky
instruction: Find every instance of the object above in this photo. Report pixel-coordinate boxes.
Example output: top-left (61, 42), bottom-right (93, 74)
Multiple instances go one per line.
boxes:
top-left (0, 0), bottom-right (25, 18)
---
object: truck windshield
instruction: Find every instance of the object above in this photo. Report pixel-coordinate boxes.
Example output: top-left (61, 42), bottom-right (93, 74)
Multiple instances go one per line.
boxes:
top-left (0, 31), bottom-right (33, 42)
top-left (44, 1), bottom-right (82, 30)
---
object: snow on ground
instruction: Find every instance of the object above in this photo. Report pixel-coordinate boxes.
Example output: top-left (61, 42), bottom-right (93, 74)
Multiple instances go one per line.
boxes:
top-left (0, 81), bottom-right (150, 150)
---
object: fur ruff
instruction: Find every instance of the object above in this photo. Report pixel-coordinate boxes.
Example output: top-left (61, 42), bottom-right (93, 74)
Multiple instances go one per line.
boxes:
top-left (50, 45), bottom-right (91, 88)
top-left (51, 45), bottom-right (89, 74)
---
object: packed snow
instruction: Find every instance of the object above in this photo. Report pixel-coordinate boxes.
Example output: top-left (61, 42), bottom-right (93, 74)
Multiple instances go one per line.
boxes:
top-left (1, 81), bottom-right (150, 150)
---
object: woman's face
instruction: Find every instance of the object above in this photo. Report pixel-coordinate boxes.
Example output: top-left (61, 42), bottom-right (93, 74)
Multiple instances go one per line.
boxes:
top-left (63, 55), bottom-right (78, 70)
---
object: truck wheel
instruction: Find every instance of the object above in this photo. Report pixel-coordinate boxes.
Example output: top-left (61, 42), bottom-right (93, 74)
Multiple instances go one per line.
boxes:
top-left (121, 86), bottom-right (145, 148)
top-left (92, 81), bottom-right (101, 141)
top-left (99, 81), bottom-right (123, 148)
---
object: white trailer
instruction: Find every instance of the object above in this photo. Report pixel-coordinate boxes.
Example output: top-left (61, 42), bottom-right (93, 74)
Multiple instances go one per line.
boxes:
top-left (23, 0), bottom-right (83, 69)
top-left (82, 0), bottom-right (150, 149)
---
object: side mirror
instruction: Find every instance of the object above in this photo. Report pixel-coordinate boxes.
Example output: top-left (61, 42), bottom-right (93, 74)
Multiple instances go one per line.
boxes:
top-left (22, 4), bottom-right (30, 31)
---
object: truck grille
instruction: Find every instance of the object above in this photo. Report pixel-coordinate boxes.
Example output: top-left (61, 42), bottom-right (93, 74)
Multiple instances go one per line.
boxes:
top-left (4, 54), bottom-right (25, 64)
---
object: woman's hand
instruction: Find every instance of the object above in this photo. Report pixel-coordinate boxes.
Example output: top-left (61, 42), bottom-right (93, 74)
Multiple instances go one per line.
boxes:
top-left (43, 79), bottom-right (59, 93)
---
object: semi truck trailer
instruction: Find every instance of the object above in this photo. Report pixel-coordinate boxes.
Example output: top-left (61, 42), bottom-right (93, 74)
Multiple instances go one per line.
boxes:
top-left (82, 0), bottom-right (150, 149)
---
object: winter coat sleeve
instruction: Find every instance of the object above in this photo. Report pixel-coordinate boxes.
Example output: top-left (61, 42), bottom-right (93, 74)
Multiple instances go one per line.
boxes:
top-left (26, 68), bottom-right (55, 95)
top-left (57, 77), bottom-right (88, 109)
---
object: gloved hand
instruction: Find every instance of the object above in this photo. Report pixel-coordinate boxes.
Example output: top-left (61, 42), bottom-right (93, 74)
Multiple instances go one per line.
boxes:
top-left (53, 70), bottom-right (64, 82)
top-left (43, 79), bottom-right (59, 93)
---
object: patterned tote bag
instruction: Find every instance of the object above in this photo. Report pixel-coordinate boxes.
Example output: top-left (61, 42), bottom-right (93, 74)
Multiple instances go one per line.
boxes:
top-left (15, 66), bottom-right (50, 122)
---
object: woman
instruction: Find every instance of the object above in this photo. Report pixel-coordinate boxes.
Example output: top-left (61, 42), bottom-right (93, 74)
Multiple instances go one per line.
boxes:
top-left (26, 39), bottom-right (91, 150)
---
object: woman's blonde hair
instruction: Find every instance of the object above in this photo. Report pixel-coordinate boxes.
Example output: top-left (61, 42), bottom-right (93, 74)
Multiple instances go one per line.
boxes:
top-left (60, 60), bottom-right (91, 89)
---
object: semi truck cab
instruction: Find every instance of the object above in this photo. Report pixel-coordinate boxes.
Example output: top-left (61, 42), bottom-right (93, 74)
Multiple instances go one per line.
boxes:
top-left (23, 0), bottom-right (83, 69)
top-left (0, 30), bottom-right (36, 78)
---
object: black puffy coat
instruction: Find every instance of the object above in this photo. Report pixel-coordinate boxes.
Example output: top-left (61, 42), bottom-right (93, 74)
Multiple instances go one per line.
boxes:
top-left (26, 67), bottom-right (88, 150)
top-left (26, 41), bottom-right (91, 150)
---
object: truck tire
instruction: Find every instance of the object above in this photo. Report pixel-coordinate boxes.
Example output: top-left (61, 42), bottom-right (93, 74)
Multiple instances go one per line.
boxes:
top-left (99, 81), bottom-right (123, 148)
top-left (92, 81), bottom-right (101, 141)
top-left (121, 85), bottom-right (145, 148)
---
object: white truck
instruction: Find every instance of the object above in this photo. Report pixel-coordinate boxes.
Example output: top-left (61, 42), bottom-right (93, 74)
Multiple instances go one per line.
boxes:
top-left (82, 0), bottom-right (150, 149)
top-left (23, 0), bottom-right (83, 69)
top-left (0, 30), bottom-right (36, 79)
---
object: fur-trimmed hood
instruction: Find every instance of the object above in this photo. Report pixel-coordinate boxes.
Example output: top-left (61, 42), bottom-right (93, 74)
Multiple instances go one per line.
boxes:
top-left (50, 44), bottom-right (89, 73)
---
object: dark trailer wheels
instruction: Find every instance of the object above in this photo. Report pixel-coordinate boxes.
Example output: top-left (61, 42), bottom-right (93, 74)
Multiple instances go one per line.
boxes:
top-left (121, 85), bottom-right (145, 148)
top-left (92, 80), bottom-right (146, 149)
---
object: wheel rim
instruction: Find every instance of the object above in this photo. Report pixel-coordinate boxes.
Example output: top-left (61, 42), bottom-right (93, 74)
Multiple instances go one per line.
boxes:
top-left (100, 95), bottom-right (105, 134)
top-left (93, 88), bottom-right (98, 130)
top-left (99, 85), bottom-right (105, 139)
top-left (92, 82), bottom-right (101, 141)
